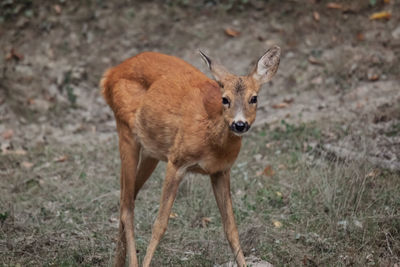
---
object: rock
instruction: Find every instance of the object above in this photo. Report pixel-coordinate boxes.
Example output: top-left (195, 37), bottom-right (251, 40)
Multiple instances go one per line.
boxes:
top-left (392, 25), bottom-right (400, 39)
top-left (216, 256), bottom-right (273, 267)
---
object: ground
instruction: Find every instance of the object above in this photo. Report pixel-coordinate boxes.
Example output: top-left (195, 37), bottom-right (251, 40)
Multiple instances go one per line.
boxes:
top-left (0, 0), bottom-right (399, 266)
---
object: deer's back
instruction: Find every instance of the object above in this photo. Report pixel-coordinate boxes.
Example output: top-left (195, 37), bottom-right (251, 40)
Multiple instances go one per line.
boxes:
top-left (103, 52), bottom-right (225, 164)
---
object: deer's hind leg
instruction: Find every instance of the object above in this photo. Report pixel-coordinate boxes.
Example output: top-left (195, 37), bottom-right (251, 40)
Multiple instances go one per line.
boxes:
top-left (115, 121), bottom-right (141, 267)
top-left (111, 80), bottom-right (147, 267)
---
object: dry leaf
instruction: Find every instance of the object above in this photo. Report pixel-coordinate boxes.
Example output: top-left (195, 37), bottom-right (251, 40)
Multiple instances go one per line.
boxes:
top-left (367, 71), bottom-right (379, 81)
top-left (224, 27), bottom-right (240, 37)
top-left (201, 217), bottom-right (212, 228)
top-left (283, 98), bottom-right (294, 104)
top-left (311, 76), bottom-right (323, 85)
top-left (263, 165), bottom-right (275, 177)
top-left (308, 56), bottom-right (323, 65)
top-left (272, 220), bottom-right (282, 228)
top-left (272, 102), bottom-right (288, 109)
top-left (22, 161), bottom-right (33, 169)
top-left (326, 2), bottom-right (342, 9)
top-left (356, 33), bottom-right (365, 41)
top-left (368, 74), bottom-right (379, 81)
top-left (169, 212), bottom-right (178, 219)
top-left (109, 217), bottom-right (118, 223)
top-left (313, 11), bottom-right (320, 21)
top-left (2, 129), bottom-right (14, 139)
top-left (366, 169), bottom-right (380, 178)
top-left (54, 155), bottom-right (68, 162)
top-left (370, 11), bottom-right (391, 20)
top-left (265, 142), bottom-right (274, 148)
top-left (5, 48), bottom-right (24, 61)
top-left (384, 0), bottom-right (390, 3)
top-left (53, 5), bottom-right (61, 14)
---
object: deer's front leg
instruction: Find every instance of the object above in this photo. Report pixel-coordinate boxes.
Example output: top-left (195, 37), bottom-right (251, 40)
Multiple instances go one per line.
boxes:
top-left (211, 170), bottom-right (246, 267)
top-left (142, 162), bottom-right (185, 267)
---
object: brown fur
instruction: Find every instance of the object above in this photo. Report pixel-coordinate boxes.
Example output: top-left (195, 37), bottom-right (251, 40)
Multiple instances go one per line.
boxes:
top-left (101, 47), bottom-right (280, 267)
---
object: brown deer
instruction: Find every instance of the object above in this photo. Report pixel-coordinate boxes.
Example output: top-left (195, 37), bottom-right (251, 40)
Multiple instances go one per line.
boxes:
top-left (101, 46), bottom-right (281, 267)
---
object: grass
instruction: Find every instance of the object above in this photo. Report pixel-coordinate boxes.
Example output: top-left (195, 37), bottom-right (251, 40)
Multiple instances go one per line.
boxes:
top-left (1, 121), bottom-right (399, 266)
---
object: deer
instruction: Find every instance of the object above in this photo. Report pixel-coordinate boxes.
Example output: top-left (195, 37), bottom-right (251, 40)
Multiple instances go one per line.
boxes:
top-left (100, 46), bottom-right (281, 267)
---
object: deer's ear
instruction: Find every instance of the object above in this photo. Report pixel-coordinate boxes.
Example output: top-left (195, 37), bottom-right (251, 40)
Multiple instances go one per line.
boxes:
top-left (251, 46), bottom-right (281, 84)
top-left (199, 50), bottom-right (230, 82)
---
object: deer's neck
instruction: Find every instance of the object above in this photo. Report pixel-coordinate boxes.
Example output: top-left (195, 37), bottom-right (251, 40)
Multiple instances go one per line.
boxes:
top-left (208, 116), bottom-right (242, 151)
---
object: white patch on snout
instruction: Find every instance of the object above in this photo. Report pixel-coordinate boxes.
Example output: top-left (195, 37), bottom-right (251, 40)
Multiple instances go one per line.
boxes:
top-left (233, 109), bottom-right (246, 123)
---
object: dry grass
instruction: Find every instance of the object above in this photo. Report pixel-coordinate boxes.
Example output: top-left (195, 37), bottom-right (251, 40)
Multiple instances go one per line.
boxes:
top-left (1, 121), bottom-right (399, 266)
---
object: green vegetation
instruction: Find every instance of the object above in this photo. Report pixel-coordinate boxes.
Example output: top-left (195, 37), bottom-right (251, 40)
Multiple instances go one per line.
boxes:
top-left (1, 122), bottom-right (399, 266)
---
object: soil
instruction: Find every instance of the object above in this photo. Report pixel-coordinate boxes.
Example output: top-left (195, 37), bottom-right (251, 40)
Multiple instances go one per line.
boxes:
top-left (1, 0), bottom-right (399, 165)
top-left (0, 0), bottom-right (399, 265)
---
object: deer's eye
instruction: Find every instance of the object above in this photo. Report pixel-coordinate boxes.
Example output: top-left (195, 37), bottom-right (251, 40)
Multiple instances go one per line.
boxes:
top-left (250, 95), bottom-right (258, 104)
top-left (222, 97), bottom-right (230, 107)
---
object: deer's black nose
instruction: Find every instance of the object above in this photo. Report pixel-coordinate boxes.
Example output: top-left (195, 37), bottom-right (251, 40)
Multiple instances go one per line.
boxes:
top-left (232, 121), bottom-right (249, 133)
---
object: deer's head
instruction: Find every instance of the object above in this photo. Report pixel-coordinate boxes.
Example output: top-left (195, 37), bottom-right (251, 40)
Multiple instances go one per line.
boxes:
top-left (200, 46), bottom-right (281, 135)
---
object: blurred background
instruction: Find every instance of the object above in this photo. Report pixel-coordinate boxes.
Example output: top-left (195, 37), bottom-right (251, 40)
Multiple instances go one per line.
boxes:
top-left (1, 0), bottom-right (399, 266)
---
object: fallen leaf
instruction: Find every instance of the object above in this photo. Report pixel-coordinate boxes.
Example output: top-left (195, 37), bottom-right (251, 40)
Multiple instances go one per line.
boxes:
top-left (272, 102), bottom-right (288, 109)
top-left (22, 161), bottom-right (33, 169)
top-left (2, 148), bottom-right (27, 156)
top-left (272, 220), bottom-right (282, 228)
top-left (369, 11), bottom-right (391, 20)
top-left (356, 33), bottom-right (365, 41)
top-left (5, 48), bottom-right (24, 61)
top-left (265, 142), bottom-right (274, 148)
top-left (308, 56), bottom-right (323, 65)
top-left (326, 2), bottom-right (342, 9)
top-left (14, 149), bottom-right (27, 155)
top-left (366, 169), bottom-right (380, 178)
top-left (263, 165), bottom-right (275, 177)
top-left (278, 164), bottom-right (286, 169)
top-left (53, 5), bottom-right (61, 14)
top-left (201, 217), bottom-right (212, 228)
top-left (54, 155), bottom-right (68, 162)
top-left (311, 76), bottom-right (323, 85)
top-left (302, 255), bottom-right (317, 266)
top-left (2, 129), bottom-right (14, 139)
top-left (283, 98), bottom-right (294, 104)
top-left (27, 98), bottom-right (35, 105)
top-left (169, 212), bottom-right (178, 219)
top-left (384, 0), bottom-right (390, 3)
top-left (224, 27), bottom-right (240, 37)
top-left (109, 217), bottom-right (118, 223)
top-left (313, 11), bottom-right (320, 21)
top-left (367, 71), bottom-right (379, 81)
